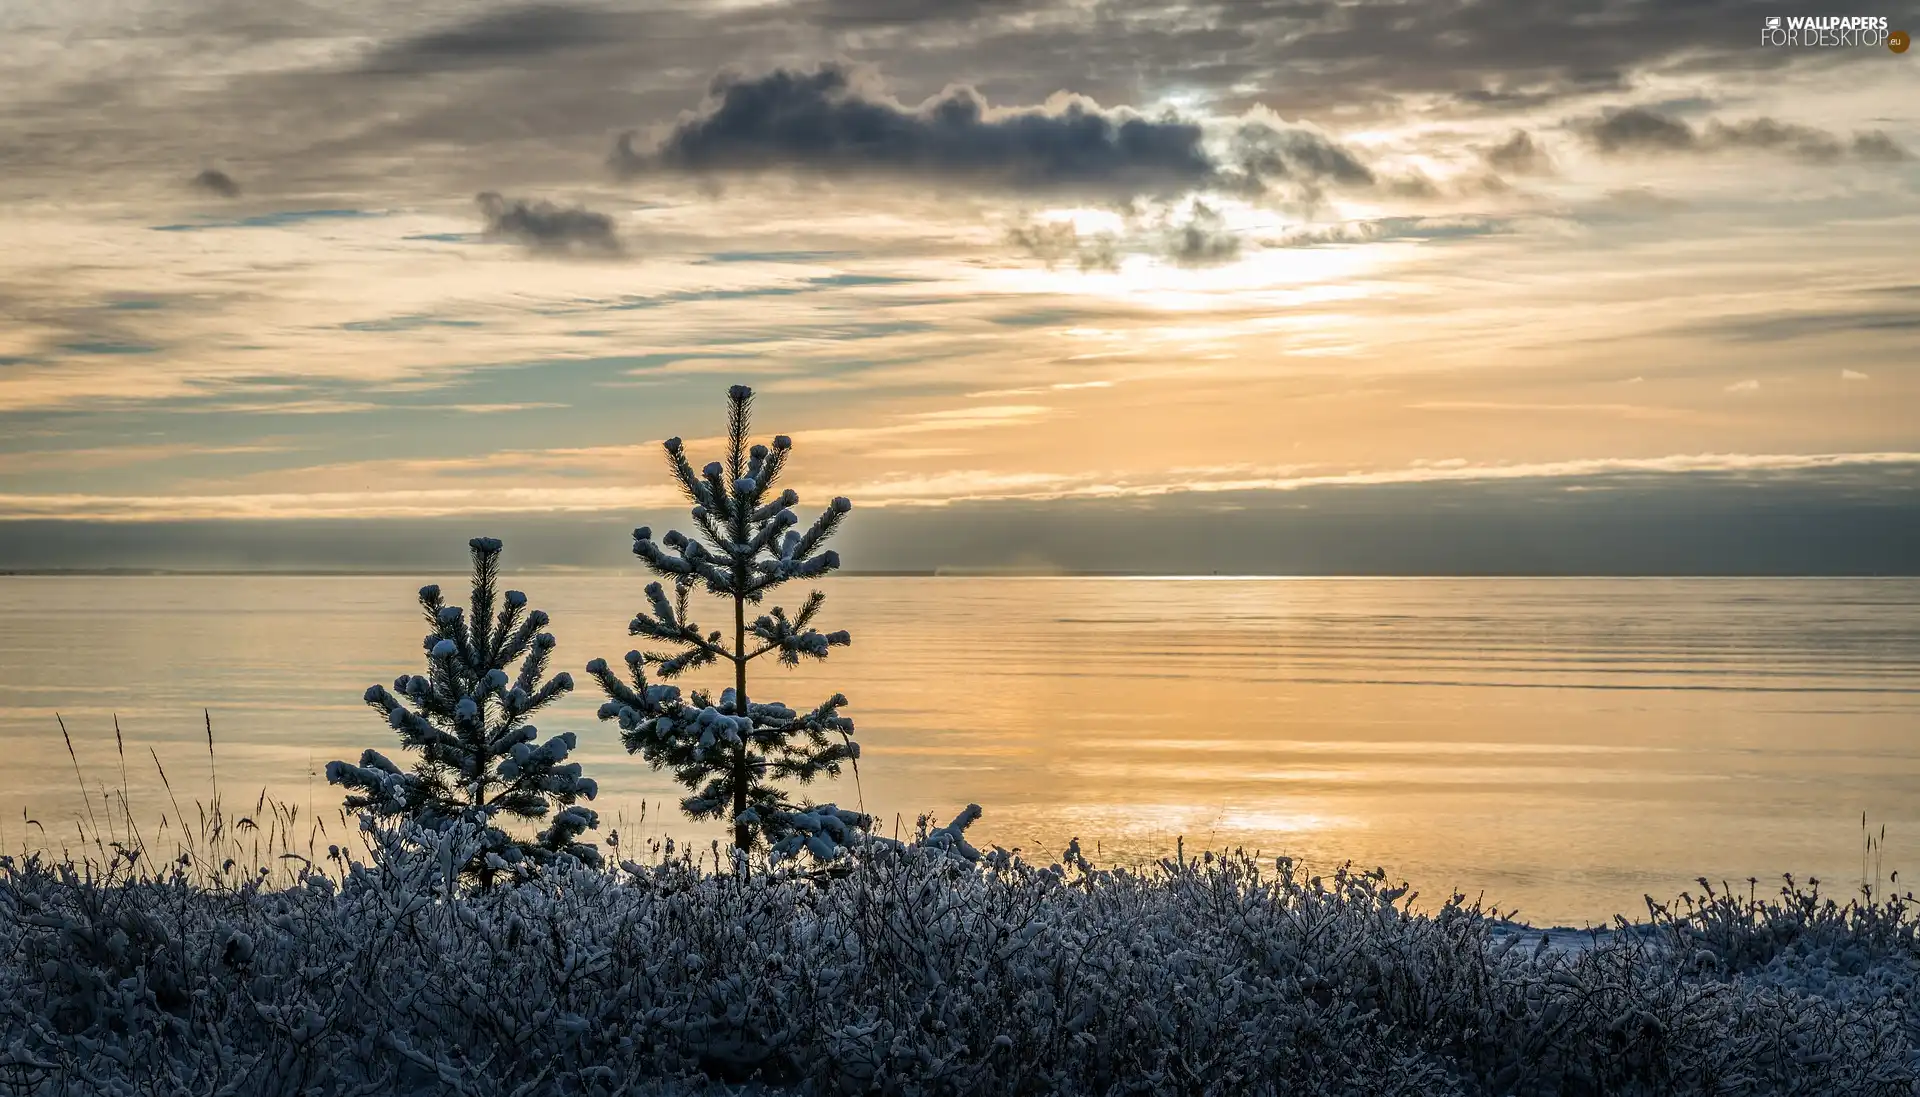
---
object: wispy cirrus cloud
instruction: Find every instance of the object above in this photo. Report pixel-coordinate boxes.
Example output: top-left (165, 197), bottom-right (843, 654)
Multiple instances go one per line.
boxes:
top-left (0, 442), bottom-right (293, 474)
top-left (356, 3), bottom-right (616, 74)
top-left (1407, 402), bottom-right (1696, 421)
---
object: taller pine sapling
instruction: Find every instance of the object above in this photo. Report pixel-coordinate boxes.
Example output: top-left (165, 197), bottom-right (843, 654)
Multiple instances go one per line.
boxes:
top-left (327, 537), bottom-right (600, 886)
top-left (587, 384), bottom-right (865, 860)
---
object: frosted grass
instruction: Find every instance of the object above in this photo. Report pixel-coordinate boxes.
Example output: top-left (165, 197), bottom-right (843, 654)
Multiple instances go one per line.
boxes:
top-left (2, 814), bottom-right (1917, 1096)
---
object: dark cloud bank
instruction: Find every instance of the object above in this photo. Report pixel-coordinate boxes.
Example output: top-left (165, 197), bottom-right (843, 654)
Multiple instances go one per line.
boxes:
top-left (5, 472), bottom-right (1917, 575)
top-left (611, 63), bottom-right (1374, 199)
top-left (612, 64), bottom-right (1213, 195)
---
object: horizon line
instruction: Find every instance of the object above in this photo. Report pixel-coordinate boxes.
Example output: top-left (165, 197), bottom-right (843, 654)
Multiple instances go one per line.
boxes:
top-left (3, 568), bottom-right (1916, 579)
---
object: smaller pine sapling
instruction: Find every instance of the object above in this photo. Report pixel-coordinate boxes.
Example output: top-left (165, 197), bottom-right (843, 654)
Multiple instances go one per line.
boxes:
top-left (327, 537), bottom-right (599, 886)
top-left (587, 384), bottom-right (865, 862)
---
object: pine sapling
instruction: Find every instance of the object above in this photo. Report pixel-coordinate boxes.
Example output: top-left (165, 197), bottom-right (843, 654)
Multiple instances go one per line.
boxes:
top-left (587, 384), bottom-right (865, 861)
top-left (327, 536), bottom-right (599, 886)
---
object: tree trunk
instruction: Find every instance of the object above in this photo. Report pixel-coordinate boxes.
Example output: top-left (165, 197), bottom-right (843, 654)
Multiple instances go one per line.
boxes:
top-left (732, 592), bottom-right (750, 853)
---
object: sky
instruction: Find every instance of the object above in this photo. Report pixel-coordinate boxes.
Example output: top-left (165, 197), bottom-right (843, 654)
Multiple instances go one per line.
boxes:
top-left (1, 0), bottom-right (1916, 572)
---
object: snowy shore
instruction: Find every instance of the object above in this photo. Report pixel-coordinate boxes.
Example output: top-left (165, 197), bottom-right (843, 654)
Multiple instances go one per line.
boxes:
top-left (5, 820), bottom-right (1918, 1096)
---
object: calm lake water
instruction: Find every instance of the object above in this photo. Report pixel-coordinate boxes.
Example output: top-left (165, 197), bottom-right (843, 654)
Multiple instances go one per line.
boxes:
top-left (3, 574), bottom-right (1917, 926)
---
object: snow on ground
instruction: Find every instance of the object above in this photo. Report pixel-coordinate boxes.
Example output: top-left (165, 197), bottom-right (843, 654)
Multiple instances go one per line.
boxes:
top-left (4, 825), bottom-right (1917, 1096)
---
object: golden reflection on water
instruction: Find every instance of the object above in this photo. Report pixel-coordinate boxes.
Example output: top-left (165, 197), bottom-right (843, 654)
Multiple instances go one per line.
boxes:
top-left (2, 575), bottom-right (1916, 926)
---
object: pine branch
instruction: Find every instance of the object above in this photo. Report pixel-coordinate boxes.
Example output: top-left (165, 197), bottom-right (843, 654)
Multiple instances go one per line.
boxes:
top-left (487, 590), bottom-right (527, 663)
top-left (661, 437), bottom-right (709, 508)
top-left (726, 384), bottom-right (753, 482)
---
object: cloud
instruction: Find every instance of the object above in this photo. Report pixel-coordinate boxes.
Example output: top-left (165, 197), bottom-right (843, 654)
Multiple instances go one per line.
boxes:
top-left (475, 192), bottom-right (623, 256)
top-left (188, 168), bottom-right (241, 198)
top-left (1224, 118), bottom-right (1375, 193)
top-left (1381, 172), bottom-right (1442, 199)
top-left (0, 486), bottom-right (679, 522)
top-left (1264, 215), bottom-right (1510, 248)
top-left (1408, 401), bottom-right (1692, 421)
top-left (60, 341), bottom-right (159, 356)
top-left (173, 399), bottom-right (386, 416)
top-left (826, 451), bottom-right (1920, 508)
top-left (1706, 117), bottom-right (1846, 162)
top-left (1482, 130), bottom-right (1553, 175)
top-left (1164, 201), bottom-right (1241, 267)
top-left (1842, 369), bottom-right (1870, 381)
top-left (1248, 0), bottom-right (1804, 111)
top-left (0, 442), bottom-right (290, 474)
top-left (1725, 379), bottom-right (1759, 393)
top-left (1006, 199), bottom-right (1251, 270)
top-left (1006, 220), bottom-right (1119, 270)
top-left (1584, 187), bottom-right (1689, 219)
top-left (5, 450), bottom-right (1918, 521)
top-left (445, 402), bottom-right (570, 413)
top-left (1582, 107), bottom-right (1697, 153)
top-left (358, 4), bottom-right (615, 74)
top-left (151, 209), bottom-right (385, 232)
top-left (1581, 108), bottom-right (1908, 164)
top-left (1679, 308), bottom-right (1920, 342)
top-left (611, 66), bottom-right (1388, 203)
top-left (1, 0), bottom-right (1893, 211)
top-left (612, 64), bottom-right (1227, 198)
top-left (803, 0), bottom-right (1038, 27)
top-left (10, 473), bottom-right (1918, 576)
top-left (1851, 132), bottom-right (1911, 163)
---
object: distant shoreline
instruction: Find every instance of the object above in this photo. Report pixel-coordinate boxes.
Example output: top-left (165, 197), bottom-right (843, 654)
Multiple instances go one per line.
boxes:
top-left (1, 568), bottom-right (1914, 579)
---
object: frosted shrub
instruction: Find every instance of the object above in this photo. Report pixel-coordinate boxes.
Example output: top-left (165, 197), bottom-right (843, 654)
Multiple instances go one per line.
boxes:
top-left (326, 536), bottom-right (599, 887)
top-left (4, 834), bottom-right (1916, 1096)
top-left (588, 384), bottom-right (863, 859)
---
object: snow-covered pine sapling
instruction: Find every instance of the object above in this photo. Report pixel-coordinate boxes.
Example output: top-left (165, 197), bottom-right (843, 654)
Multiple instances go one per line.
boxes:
top-left (587, 384), bottom-right (864, 860)
top-left (326, 536), bottom-right (600, 887)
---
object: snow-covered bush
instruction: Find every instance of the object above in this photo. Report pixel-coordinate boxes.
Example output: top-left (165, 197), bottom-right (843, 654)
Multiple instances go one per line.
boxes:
top-left (327, 536), bottom-right (599, 886)
top-left (4, 824), bottom-right (1917, 1096)
top-left (588, 384), bottom-right (864, 859)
